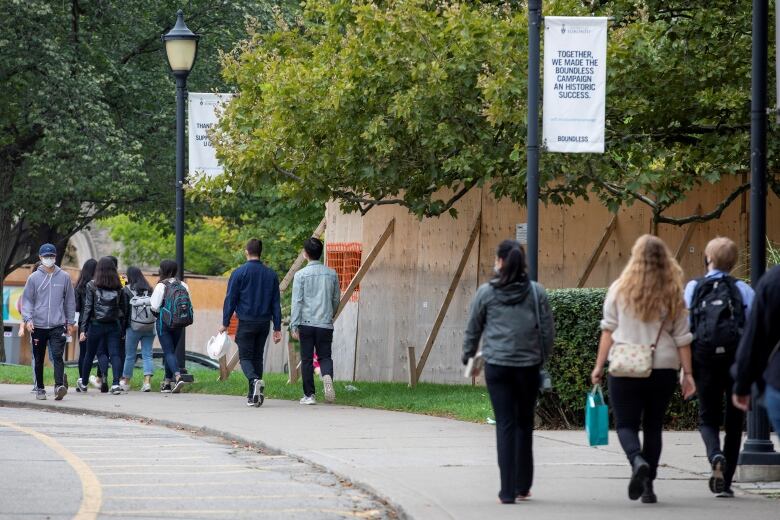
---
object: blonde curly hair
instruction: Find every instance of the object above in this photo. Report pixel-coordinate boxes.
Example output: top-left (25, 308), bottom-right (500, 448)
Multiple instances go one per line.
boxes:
top-left (615, 234), bottom-right (685, 322)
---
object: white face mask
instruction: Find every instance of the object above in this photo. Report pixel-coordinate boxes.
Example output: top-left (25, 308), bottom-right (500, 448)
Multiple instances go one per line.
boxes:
top-left (41, 258), bottom-right (56, 268)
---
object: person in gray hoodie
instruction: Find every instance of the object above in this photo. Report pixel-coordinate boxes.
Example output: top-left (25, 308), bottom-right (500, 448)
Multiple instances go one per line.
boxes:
top-left (462, 240), bottom-right (554, 504)
top-left (21, 243), bottom-right (77, 401)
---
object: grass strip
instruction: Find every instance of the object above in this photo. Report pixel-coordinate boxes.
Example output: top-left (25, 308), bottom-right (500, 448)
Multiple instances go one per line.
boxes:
top-left (0, 364), bottom-right (494, 424)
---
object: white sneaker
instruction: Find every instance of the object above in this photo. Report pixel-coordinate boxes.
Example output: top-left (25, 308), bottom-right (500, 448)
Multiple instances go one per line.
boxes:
top-left (119, 380), bottom-right (130, 392)
top-left (88, 375), bottom-right (101, 389)
top-left (141, 383), bottom-right (151, 392)
top-left (322, 375), bottom-right (336, 403)
top-left (299, 395), bottom-right (316, 405)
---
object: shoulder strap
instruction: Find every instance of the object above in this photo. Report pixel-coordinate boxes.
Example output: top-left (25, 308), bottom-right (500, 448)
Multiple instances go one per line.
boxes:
top-left (651, 317), bottom-right (667, 350)
top-left (769, 338), bottom-right (780, 365)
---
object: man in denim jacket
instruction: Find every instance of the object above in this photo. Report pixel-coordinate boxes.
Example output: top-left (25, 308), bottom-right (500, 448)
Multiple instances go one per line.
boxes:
top-left (291, 238), bottom-right (340, 405)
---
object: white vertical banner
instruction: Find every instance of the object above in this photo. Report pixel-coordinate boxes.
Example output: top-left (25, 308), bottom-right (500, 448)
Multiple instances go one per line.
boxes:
top-left (543, 17), bottom-right (608, 153)
top-left (188, 93), bottom-right (233, 178)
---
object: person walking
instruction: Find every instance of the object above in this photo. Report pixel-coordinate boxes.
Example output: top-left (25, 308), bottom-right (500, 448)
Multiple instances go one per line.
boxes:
top-left (684, 237), bottom-right (754, 498)
top-left (21, 244), bottom-right (77, 401)
top-left (462, 240), bottom-right (555, 504)
top-left (74, 259), bottom-right (98, 392)
top-left (151, 260), bottom-right (193, 394)
top-left (77, 257), bottom-right (127, 395)
top-left (120, 267), bottom-right (156, 392)
top-left (732, 265), bottom-right (780, 440)
top-left (290, 238), bottom-right (340, 405)
top-left (591, 234), bottom-right (696, 504)
top-left (220, 239), bottom-right (282, 407)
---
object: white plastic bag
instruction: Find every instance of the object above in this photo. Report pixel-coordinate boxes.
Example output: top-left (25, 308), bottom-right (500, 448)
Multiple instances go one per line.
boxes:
top-left (206, 332), bottom-right (231, 360)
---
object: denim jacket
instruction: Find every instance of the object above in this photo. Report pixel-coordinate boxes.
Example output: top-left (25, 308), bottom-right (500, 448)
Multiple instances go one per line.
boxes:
top-left (290, 261), bottom-right (340, 331)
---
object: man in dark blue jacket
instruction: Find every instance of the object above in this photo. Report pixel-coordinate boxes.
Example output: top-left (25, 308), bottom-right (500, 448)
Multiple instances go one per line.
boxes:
top-left (220, 239), bottom-right (282, 407)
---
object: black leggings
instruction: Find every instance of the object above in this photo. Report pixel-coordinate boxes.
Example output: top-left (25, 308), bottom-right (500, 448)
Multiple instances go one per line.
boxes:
top-left (608, 369), bottom-right (677, 480)
top-left (485, 363), bottom-right (539, 502)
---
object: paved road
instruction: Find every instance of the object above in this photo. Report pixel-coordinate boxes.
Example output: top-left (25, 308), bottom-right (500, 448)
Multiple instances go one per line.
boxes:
top-left (1, 385), bottom-right (779, 520)
top-left (0, 407), bottom-right (393, 520)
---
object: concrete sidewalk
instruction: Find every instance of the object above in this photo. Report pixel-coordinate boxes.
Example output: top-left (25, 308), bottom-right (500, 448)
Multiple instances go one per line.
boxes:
top-left (1, 384), bottom-right (777, 520)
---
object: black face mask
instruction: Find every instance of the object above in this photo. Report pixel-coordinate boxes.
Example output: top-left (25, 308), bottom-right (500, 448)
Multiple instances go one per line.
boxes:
top-left (703, 256), bottom-right (709, 269)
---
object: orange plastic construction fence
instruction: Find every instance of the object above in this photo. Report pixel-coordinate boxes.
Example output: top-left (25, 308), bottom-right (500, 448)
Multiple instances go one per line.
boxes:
top-left (326, 242), bottom-right (363, 302)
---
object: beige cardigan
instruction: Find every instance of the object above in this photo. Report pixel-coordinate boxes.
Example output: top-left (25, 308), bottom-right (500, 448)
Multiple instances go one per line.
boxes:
top-left (600, 282), bottom-right (693, 370)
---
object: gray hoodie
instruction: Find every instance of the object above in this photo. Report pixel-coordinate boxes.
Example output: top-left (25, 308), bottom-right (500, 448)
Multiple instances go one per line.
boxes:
top-left (462, 280), bottom-right (555, 367)
top-left (21, 265), bottom-right (77, 329)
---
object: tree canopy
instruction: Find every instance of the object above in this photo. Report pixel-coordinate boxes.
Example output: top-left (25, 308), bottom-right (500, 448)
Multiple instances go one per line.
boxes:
top-left (214, 0), bottom-right (779, 222)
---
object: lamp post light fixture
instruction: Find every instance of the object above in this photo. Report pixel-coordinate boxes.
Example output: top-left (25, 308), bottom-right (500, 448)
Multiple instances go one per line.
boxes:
top-left (163, 10), bottom-right (199, 380)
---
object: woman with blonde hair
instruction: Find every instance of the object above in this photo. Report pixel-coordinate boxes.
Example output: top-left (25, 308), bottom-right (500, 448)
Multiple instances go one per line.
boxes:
top-left (591, 235), bottom-right (696, 504)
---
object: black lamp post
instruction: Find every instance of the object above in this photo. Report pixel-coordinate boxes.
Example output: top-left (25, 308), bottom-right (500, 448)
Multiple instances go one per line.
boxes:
top-left (163, 10), bottom-right (199, 379)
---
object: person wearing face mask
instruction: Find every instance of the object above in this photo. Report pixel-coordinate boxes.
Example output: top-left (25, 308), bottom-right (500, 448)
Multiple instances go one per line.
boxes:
top-left (21, 244), bottom-right (77, 401)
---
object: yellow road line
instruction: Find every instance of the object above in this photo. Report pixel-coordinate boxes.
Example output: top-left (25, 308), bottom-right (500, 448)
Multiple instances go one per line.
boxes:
top-left (102, 481), bottom-right (302, 488)
top-left (99, 509), bottom-right (383, 518)
top-left (81, 455), bottom-right (208, 461)
top-left (96, 469), bottom-right (258, 476)
top-left (106, 494), bottom-right (335, 500)
top-left (0, 420), bottom-right (102, 520)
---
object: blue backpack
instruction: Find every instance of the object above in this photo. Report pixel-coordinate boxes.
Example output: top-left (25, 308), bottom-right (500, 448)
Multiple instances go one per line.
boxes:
top-left (160, 280), bottom-right (194, 329)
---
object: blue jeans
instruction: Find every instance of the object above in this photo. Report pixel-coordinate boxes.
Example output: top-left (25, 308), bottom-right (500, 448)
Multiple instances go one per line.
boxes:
top-left (765, 384), bottom-right (780, 440)
top-left (81, 321), bottom-right (123, 386)
top-left (123, 328), bottom-right (155, 378)
top-left (156, 321), bottom-right (182, 380)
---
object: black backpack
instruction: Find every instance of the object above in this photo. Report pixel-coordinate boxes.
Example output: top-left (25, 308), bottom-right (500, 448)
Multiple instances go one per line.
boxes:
top-left (690, 275), bottom-right (745, 363)
top-left (160, 280), bottom-right (194, 329)
top-left (94, 288), bottom-right (120, 323)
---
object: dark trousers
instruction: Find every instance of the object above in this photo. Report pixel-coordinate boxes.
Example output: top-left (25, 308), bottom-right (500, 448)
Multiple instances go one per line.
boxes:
top-left (77, 340), bottom-right (103, 380)
top-left (157, 322), bottom-right (183, 380)
top-left (608, 369), bottom-right (677, 480)
top-left (32, 326), bottom-right (66, 389)
top-left (81, 321), bottom-right (123, 386)
top-left (484, 363), bottom-right (539, 502)
top-left (694, 359), bottom-right (745, 488)
top-left (299, 325), bottom-right (334, 398)
top-left (236, 320), bottom-right (270, 396)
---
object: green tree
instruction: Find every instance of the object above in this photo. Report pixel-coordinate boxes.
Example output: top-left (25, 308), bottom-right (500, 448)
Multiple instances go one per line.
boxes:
top-left (214, 0), bottom-right (779, 223)
top-left (0, 0), bottom-right (295, 360)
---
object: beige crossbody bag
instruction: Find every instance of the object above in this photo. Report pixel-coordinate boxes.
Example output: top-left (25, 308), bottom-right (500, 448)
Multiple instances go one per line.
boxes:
top-left (608, 320), bottom-right (666, 378)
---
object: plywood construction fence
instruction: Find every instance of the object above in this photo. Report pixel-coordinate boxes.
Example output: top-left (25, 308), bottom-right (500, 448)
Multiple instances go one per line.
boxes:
top-left (327, 178), bottom-right (780, 384)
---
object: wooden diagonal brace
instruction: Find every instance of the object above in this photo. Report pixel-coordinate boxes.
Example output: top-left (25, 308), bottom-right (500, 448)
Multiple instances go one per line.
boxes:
top-left (577, 214), bottom-right (618, 288)
top-left (412, 213), bottom-right (481, 385)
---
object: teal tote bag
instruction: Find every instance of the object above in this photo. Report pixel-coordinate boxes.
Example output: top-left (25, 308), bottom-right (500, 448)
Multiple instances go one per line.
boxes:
top-left (586, 385), bottom-right (609, 446)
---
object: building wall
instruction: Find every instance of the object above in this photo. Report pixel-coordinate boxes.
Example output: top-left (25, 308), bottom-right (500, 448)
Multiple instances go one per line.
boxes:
top-left (328, 180), bottom-right (780, 384)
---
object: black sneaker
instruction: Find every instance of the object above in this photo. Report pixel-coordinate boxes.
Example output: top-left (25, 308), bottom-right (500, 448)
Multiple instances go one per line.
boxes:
top-left (641, 480), bottom-right (657, 504)
top-left (246, 398), bottom-right (255, 407)
top-left (100, 381), bottom-right (109, 393)
top-left (252, 379), bottom-right (265, 407)
top-left (628, 456), bottom-right (650, 501)
top-left (76, 378), bottom-right (88, 392)
top-left (54, 385), bottom-right (67, 401)
top-left (110, 385), bottom-right (122, 395)
top-left (716, 488), bottom-right (734, 498)
top-left (709, 454), bottom-right (726, 494)
top-left (160, 381), bottom-right (173, 393)
top-left (171, 379), bottom-right (185, 394)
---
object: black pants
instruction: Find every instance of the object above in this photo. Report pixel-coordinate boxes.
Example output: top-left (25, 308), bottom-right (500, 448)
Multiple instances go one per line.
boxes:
top-left (485, 363), bottom-right (539, 502)
top-left (77, 340), bottom-right (103, 380)
top-left (608, 369), bottom-right (677, 480)
top-left (32, 326), bottom-right (66, 390)
top-left (694, 358), bottom-right (745, 488)
top-left (299, 325), bottom-right (334, 398)
top-left (236, 320), bottom-right (270, 397)
top-left (81, 321), bottom-right (123, 386)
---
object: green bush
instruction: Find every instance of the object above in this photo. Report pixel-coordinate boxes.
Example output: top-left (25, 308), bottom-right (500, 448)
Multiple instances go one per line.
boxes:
top-left (539, 288), bottom-right (699, 430)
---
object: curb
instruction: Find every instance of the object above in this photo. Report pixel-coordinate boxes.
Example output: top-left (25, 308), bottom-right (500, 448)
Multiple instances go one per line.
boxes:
top-left (0, 398), bottom-right (408, 520)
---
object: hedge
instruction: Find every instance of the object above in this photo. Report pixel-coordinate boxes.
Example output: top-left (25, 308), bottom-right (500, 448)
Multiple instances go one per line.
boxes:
top-left (539, 288), bottom-right (699, 430)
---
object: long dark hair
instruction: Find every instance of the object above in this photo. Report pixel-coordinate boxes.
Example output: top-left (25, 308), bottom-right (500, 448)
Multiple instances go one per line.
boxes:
top-left (75, 259), bottom-right (97, 292)
top-left (492, 240), bottom-right (528, 288)
top-left (126, 266), bottom-right (152, 293)
top-left (158, 259), bottom-right (178, 282)
top-left (93, 256), bottom-right (122, 290)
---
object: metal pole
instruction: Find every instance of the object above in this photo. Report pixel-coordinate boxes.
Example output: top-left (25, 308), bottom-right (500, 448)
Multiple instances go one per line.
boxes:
top-left (526, 0), bottom-right (541, 282)
top-left (739, 0), bottom-right (778, 470)
top-left (174, 73), bottom-right (190, 377)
